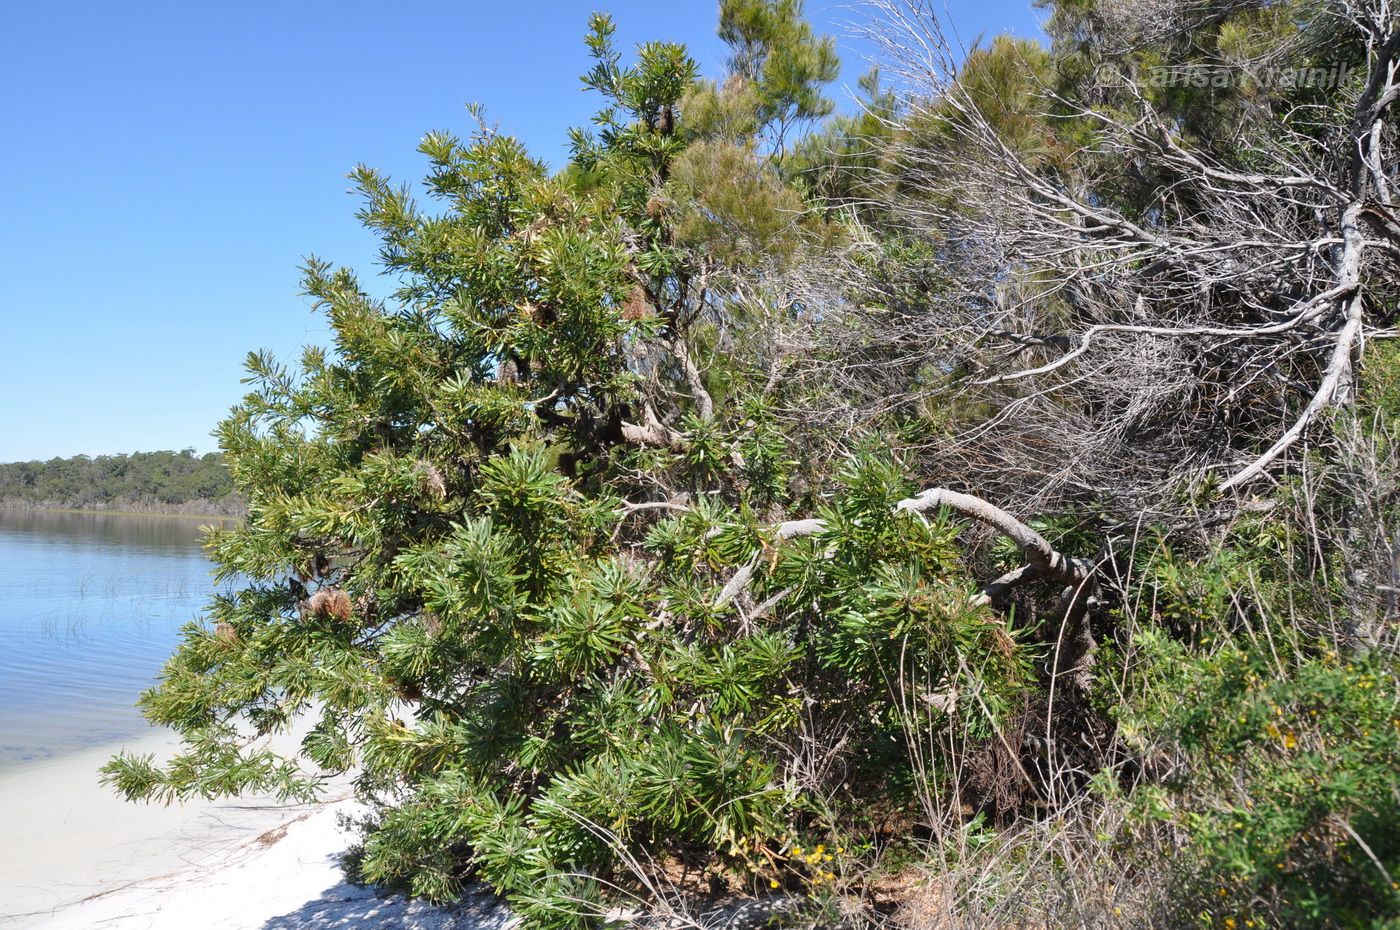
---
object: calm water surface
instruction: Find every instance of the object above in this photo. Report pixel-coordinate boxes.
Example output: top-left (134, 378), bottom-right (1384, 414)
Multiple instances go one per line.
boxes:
top-left (0, 510), bottom-right (230, 770)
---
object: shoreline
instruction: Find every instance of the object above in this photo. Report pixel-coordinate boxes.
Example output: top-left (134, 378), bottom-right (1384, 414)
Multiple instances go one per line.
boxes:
top-left (0, 728), bottom-right (324, 925)
top-left (0, 514), bottom-right (504, 928)
top-left (0, 505), bottom-right (241, 521)
top-left (16, 796), bottom-right (511, 930)
top-left (0, 729), bottom-right (508, 929)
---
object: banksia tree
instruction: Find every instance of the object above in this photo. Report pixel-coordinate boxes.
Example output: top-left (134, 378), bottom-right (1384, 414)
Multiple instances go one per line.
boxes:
top-left (94, 8), bottom-right (1086, 927)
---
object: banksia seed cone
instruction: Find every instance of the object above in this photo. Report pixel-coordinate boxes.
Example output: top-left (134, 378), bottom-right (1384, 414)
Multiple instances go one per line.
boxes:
top-left (296, 552), bottom-right (331, 581)
top-left (621, 285), bottom-right (652, 322)
top-left (213, 622), bottom-right (239, 646)
top-left (307, 587), bottom-right (352, 622)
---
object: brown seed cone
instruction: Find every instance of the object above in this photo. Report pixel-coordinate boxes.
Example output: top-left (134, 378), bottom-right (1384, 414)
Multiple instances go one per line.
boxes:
top-left (307, 587), bottom-right (353, 622)
top-left (621, 285), bottom-right (652, 321)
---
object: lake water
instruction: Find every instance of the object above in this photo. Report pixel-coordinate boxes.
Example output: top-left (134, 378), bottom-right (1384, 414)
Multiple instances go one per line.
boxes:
top-left (0, 510), bottom-right (227, 770)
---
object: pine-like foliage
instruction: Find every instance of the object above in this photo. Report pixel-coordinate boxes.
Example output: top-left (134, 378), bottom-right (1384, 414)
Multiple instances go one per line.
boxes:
top-left (99, 9), bottom-right (1029, 928)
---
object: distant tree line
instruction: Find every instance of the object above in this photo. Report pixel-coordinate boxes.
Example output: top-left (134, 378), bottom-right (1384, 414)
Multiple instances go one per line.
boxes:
top-left (0, 449), bottom-right (243, 514)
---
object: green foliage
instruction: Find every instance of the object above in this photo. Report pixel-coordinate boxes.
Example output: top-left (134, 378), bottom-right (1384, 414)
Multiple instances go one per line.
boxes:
top-left (98, 9), bottom-right (1023, 927)
top-left (665, 139), bottom-right (831, 274)
top-left (718, 0), bottom-right (840, 149)
top-left (573, 12), bottom-right (697, 178)
top-left (1113, 636), bottom-right (1400, 928)
top-left (790, 67), bottom-right (900, 212)
top-left (1361, 341), bottom-right (1400, 427)
top-left (1094, 523), bottom-right (1400, 927)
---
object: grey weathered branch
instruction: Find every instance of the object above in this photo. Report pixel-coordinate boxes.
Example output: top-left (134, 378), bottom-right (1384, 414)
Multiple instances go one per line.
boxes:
top-left (619, 500), bottom-right (691, 515)
top-left (896, 488), bottom-right (1092, 600)
top-left (974, 282), bottom-right (1355, 387)
top-left (1220, 203), bottom-right (1369, 490)
top-left (668, 336), bottom-right (715, 423)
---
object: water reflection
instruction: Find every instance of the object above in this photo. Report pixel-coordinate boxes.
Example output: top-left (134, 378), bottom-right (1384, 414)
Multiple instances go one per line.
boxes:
top-left (0, 510), bottom-right (236, 769)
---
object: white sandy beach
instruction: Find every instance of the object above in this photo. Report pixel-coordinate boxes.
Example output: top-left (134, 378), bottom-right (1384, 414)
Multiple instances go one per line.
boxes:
top-left (0, 730), bottom-right (510, 930)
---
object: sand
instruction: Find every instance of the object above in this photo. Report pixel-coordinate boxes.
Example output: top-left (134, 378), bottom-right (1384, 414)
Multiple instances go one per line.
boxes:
top-left (0, 730), bottom-right (510, 930)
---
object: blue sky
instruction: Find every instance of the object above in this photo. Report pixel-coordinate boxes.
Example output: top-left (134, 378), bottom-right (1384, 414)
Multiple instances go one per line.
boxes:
top-left (0, 1), bottom-right (1044, 462)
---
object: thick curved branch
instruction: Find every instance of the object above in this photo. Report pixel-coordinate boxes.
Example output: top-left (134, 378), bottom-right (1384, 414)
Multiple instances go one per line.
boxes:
top-left (1220, 294), bottom-right (1364, 491)
top-left (710, 487), bottom-right (1088, 610)
top-left (895, 488), bottom-right (1088, 587)
top-left (897, 489), bottom-right (1060, 574)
